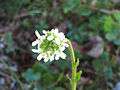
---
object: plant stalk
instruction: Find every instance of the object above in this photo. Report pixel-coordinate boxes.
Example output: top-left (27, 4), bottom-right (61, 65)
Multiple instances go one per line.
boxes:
top-left (68, 40), bottom-right (78, 90)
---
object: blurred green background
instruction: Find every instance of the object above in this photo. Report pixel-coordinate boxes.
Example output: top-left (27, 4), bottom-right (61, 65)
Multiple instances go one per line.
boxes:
top-left (0, 0), bottom-right (120, 90)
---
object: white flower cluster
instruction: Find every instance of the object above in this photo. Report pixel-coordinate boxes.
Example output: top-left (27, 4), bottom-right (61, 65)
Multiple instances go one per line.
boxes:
top-left (32, 28), bottom-right (69, 62)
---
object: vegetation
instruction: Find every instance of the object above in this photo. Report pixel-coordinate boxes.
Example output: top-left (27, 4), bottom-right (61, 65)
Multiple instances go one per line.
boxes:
top-left (0, 0), bottom-right (120, 90)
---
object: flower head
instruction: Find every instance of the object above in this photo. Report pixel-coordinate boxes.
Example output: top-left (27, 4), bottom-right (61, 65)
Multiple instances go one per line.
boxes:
top-left (32, 28), bottom-right (69, 62)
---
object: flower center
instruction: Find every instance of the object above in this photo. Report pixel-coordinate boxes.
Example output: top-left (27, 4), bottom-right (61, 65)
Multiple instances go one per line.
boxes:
top-left (40, 39), bottom-right (59, 54)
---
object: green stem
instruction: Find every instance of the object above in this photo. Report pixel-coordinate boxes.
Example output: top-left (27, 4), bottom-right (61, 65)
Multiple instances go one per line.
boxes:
top-left (68, 40), bottom-right (78, 90)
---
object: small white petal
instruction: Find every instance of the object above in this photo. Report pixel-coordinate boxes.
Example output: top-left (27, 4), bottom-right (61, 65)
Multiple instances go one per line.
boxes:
top-left (55, 38), bottom-right (61, 45)
top-left (60, 46), bottom-right (65, 51)
top-left (37, 54), bottom-right (43, 61)
top-left (43, 30), bottom-right (47, 34)
top-left (32, 40), bottom-right (39, 46)
top-left (60, 52), bottom-right (66, 59)
top-left (64, 43), bottom-right (69, 47)
top-left (51, 29), bottom-right (54, 33)
top-left (59, 32), bottom-right (65, 40)
top-left (54, 28), bottom-right (58, 34)
top-left (47, 35), bottom-right (54, 41)
top-left (35, 30), bottom-right (41, 39)
top-left (55, 55), bottom-right (60, 60)
top-left (44, 58), bottom-right (49, 62)
top-left (50, 55), bottom-right (54, 61)
top-left (41, 35), bottom-right (46, 40)
top-left (32, 49), bottom-right (39, 53)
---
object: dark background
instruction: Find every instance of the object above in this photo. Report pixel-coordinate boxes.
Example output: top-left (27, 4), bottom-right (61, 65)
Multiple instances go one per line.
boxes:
top-left (0, 0), bottom-right (120, 90)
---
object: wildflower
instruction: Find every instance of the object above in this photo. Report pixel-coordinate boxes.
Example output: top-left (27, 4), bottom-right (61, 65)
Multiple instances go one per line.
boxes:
top-left (32, 28), bottom-right (69, 62)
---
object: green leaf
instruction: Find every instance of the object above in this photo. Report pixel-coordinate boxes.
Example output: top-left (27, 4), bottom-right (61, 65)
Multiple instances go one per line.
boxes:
top-left (23, 69), bottom-right (40, 81)
top-left (4, 32), bottom-right (14, 52)
top-left (104, 67), bottom-right (113, 79)
top-left (103, 16), bottom-right (113, 32)
top-left (113, 12), bottom-right (120, 23)
top-left (63, 0), bottom-right (80, 13)
top-left (78, 6), bottom-right (91, 16)
top-left (28, 10), bottom-right (41, 16)
top-left (105, 32), bottom-right (116, 41)
top-left (105, 30), bottom-right (120, 45)
top-left (100, 52), bottom-right (109, 61)
top-left (113, 39), bottom-right (120, 45)
top-left (33, 63), bottom-right (49, 74)
top-left (76, 71), bottom-right (82, 81)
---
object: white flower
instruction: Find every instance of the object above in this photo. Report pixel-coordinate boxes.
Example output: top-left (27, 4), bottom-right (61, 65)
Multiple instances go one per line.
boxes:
top-left (47, 35), bottom-right (54, 41)
top-left (32, 28), bottom-right (69, 62)
top-left (54, 38), bottom-right (61, 45)
top-left (35, 30), bottom-right (41, 39)
top-left (32, 40), bottom-right (39, 46)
